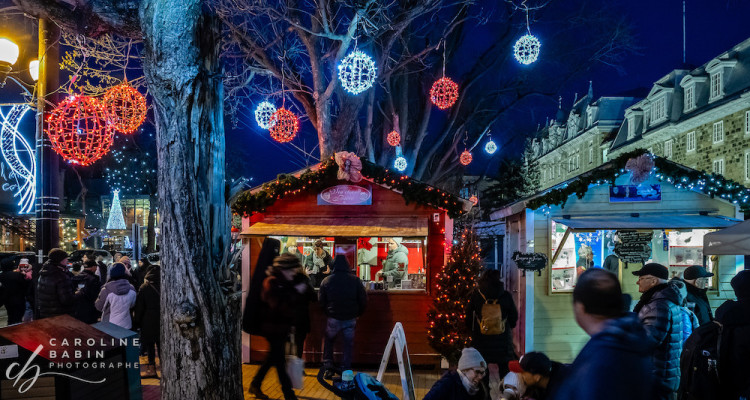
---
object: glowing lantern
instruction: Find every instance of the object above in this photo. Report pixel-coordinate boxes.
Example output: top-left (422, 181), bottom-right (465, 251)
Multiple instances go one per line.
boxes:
top-left (102, 83), bottom-right (147, 134)
top-left (430, 77), bottom-right (459, 110)
top-left (46, 95), bottom-right (115, 166)
top-left (269, 108), bottom-right (299, 143)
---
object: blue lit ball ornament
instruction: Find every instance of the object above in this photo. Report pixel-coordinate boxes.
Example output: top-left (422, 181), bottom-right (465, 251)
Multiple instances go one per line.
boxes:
top-left (255, 101), bottom-right (277, 130)
top-left (338, 50), bottom-right (377, 95)
top-left (394, 156), bottom-right (407, 172)
top-left (513, 34), bottom-right (540, 65)
top-left (485, 139), bottom-right (498, 154)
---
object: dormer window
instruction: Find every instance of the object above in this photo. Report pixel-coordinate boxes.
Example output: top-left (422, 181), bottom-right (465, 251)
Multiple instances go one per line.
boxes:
top-left (684, 86), bottom-right (695, 111)
top-left (587, 108), bottom-right (594, 127)
top-left (627, 118), bottom-right (635, 140)
top-left (710, 72), bottom-right (723, 100)
top-left (651, 97), bottom-right (667, 123)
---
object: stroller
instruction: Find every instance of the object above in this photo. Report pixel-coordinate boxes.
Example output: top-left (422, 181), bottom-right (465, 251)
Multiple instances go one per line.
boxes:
top-left (317, 367), bottom-right (399, 400)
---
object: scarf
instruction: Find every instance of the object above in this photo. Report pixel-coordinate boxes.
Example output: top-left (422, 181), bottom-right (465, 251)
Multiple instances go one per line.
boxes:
top-left (458, 370), bottom-right (479, 396)
top-left (633, 283), bottom-right (669, 314)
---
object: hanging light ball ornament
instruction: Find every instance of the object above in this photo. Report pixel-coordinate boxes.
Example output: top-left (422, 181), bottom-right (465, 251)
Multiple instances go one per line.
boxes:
top-left (268, 108), bottom-right (299, 143)
top-left (430, 77), bottom-right (459, 110)
top-left (469, 195), bottom-right (479, 205)
top-left (387, 130), bottom-right (401, 147)
top-left (101, 83), bottom-right (147, 134)
top-left (45, 95), bottom-right (115, 166)
top-left (513, 34), bottom-right (541, 65)
top-left (394, 156), bottom-right (408, 172)
top-left (254, 101), bottom-right (277, 130)
top-left (338, 50), bottom-right (377, 95)
top-left (485, 139), bottom-right (498, 154)
top-left (459, 150), bottom-right (473, 166)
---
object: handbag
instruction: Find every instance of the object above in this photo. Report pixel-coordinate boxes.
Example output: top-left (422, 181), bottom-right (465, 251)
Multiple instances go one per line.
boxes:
top-left (285, 331), bottom-right (304, 390)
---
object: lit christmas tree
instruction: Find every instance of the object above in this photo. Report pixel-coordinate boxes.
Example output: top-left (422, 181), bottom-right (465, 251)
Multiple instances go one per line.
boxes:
top-left (427, 228), bottom-right (483, 366)
top-left (106, 189), bottom-right (127, 230)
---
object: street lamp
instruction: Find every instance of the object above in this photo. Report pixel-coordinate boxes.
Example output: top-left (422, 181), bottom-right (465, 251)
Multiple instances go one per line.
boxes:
top-left (28, 59), bottom-right (39, 82)
top-left (0, 38), bottom-right (20, 86)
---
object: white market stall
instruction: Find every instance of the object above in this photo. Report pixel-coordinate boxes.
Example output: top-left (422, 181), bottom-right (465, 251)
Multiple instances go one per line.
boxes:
top-left (704, 219), bottom-right (750, 255)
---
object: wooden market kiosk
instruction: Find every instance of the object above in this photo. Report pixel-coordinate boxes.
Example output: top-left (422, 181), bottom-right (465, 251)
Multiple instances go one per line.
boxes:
top-left (235, 155), bottom-right (472, 366)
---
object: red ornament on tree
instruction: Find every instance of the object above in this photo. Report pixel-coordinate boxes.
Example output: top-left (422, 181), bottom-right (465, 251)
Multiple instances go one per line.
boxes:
top-left (45, 95), bottom-right (115, 166)
top-left (102, 83), bottom-right (147, 134)
top-left (387, 130), bottom-right (401, 147)
top-left (269, 108), bottom-right (299, 143)
top-left (430, 77), bottom-right (459, 110)
top-left (459, 150), bottom-right (473, 166)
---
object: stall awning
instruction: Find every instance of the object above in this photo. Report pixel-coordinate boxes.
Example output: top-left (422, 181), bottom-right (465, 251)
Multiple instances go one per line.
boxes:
top-left (704, 219), bottom-right (750, 255)
top-left (552, 214), bottom-right (740, 230)
top-left (241, 217), bottom-right (428, 237)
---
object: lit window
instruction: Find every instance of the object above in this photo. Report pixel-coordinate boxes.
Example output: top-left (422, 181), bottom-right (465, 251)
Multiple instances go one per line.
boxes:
top-left (684, 86), bottom-right (695, 111)
top-left (686, 131), bottom-right (696, 152)
top-left (713, 159), bottom-right (724, 175)
top-left (713, 121), bottom-right (724, 144)
top-left (664, 139), bottom-right (673, 159)
top-left (710, 72), bottom-right (723, 99)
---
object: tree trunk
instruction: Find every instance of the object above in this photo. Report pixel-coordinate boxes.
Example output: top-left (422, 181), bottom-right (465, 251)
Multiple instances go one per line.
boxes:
top-left (146, 193), bottom-right (157, 253)
top-left (140, 1), bottom-right (242, 399)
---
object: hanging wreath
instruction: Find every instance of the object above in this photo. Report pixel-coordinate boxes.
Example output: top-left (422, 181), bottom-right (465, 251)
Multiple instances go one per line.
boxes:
top-left (459, 150), bottom-right (473, 166)
top-left (625, 153), bottom-right (655, 184)
top-left (101, 83), bottom-right (147, 134)
top-left (46, 95), bottom-right (115, 166)
top-left (430, 77), bottom-right (459, 110)
top-left (387, 130), bottom-right (401, 147)
top-left (269, 108), bottom-right (299, 143)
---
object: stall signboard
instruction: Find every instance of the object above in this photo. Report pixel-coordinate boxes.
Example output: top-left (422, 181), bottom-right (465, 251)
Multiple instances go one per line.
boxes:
top-left (614, 230), bottom-right (653, 264)
top-left (609, 184), bottom-right (661, 203)
top-left (512, 252), bottom-right (548, 276)
top-left (318, 184), bottom-right (372, 205)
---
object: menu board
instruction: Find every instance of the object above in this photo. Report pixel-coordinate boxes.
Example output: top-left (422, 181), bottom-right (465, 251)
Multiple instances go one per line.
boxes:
top-left (614, 230), bottom-right (653, 264)
top-left (512, 252), bottom-right (548, 276)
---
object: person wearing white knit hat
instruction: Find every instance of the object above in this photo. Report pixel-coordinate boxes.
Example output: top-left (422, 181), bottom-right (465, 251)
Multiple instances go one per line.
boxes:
top-left (424, 347), bottom-right (489, 400)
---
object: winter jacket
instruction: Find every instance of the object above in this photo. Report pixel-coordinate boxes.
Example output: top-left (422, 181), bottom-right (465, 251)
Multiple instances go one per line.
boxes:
top-left (95, 278), bottom-right (137, 329)
top-left (684, 282), bottom-right (713, 326)
top-left (304, 250), bottom-right (332, 275)
top-left (133, 266), bottom-right (161, 342)
top-left (549, 313), bottom-right (655, 400)
top-left (319, 261), bottom-right (367, 321)
top-left (72, 270), bottom-right (102, 324)
top-left (36, 262), bottom-right (76, 318)
top-left (0, 271), bottom-right (29, 312)
top-left (602, 255), bottom-right (620, 274)
top-left (634, 283), bottom-right (683, 393)
top-left (243, 238), bottom-right (280, 335)
top-left (259, 270), bottom-right (311, 337)
top-left (293, 273), bottom-right (316, 334)
top-left (466, 281), bottom-right (519, 367)
top-left (423, 370), bottom-right (489, 400)
top-left (714, 298), bottom-right (750, 400)
top-left (669, 278), bottom-right (700, 344)
top-left (96, 261), bottom-right (108, 284)
top-left (381, 244), bottom-right (408, 281)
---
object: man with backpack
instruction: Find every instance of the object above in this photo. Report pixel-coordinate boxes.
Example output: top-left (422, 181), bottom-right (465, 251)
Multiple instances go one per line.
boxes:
top-left (466, 269), bottom-right (518, 380)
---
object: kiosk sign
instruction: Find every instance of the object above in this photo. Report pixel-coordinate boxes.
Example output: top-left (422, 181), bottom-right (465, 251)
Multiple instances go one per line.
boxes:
top-left (318, 185), bottom-right (372, 205)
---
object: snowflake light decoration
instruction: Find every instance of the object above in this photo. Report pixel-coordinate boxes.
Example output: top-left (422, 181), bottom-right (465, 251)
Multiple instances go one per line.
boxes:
top-left (46, 95), bottom-right (115, 166)
top-left (459, 150), bottom-right (473, 166)
top-left (255, 101), bottom-right (277, 130)
top-left (102, 83), bottom-right (147, 134)
top-left (485, 139), bottom-right (498, 154)
top-left (269, 108), bottom-right (299, 143)
top-left (338, 50), bottom-right (377, 95)
top-left (387, 130), bottom-right (401, 147)
top-left (394, 156), bottom-right (407, 172)
top-left (430, 77), bottom-right (459, 110)
top-left (513, 34), bottom-right (541, 65)
top-left (0, 105), bottom-right (36, 214)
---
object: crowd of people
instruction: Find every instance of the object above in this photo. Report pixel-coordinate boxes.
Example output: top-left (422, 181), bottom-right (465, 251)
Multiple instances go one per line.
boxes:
top-left (425, 264), bottom-right (750, 400)
top-left (0, 248), bottom-right (162, 379)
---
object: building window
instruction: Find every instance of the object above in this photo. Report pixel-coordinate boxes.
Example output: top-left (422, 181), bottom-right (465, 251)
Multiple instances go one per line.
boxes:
top-left (576, 154), bottom-right (580, 169)
top-left (713, 121), bottom-right (724, 144)
top-left (686, 131), bottom-right (696, 152)
top-left (710, 72), bottom-right (722, 100)
top-left (651, 97), bottom-right (667, 122)
top-left (745, 111), bottom-right (750, 135)
top-left (588, 147), bottom-right (594, 164)
top-left (665, 139), bottom-right (673, 159)
top-left (627, 119), bottom-right (635, 139)
top-left (713, 159), bottom-right (724, 175)
top-left (587, 110), bottom-right (594, 127)
top-left (684, 86), bottom-right (695, 111)
top-left (568, 158), bottom-right (574, 172)
top-left (746, 153), bottom-right (750, 181)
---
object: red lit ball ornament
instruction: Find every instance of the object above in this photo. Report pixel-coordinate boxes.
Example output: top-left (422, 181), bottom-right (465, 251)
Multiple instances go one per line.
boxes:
top-left (45, 95), bottom-right (115, 166)
top-left (102, 83), bottom-right (147, 134)
top-left (269, 108), bottom-right (299, 143)
top-left (469, 195), bottom-right (479, 205)
top-left (387, 130), bottom-right (400, 147)
top-left (459, 150), bottom-right (473, 166)
top-left (430, 77), bottom-right (459, 110)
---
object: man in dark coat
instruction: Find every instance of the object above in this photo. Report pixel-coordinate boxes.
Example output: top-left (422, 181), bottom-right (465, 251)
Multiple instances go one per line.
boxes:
top-left (72, 260), bottom-right (102, 324)
top-left (36, 249), bottom-right (75, 319)
top-left (507, 352), bottom-right (566, 400)
top-left (94, 251), bottom-right (109, 284)
top-left (714, 270), bottom-right (750, 400)
top-left (681, 265), bottom-right (714, 326)
top-left (633, 263), bottom-right (683, 400)
top-left (243, 238), bottom-right (280, 336)
top-left (550, 269), bottom-right (654, 400)
top-left (0, 260), bottom-right (29, 324)
top-left (466, 269), bottom-right (518, 379)
top-left (424, 347), bottom-right (489, 400)
top-left (319, 255), bottom-right (367, 377)
top-left (134, 265), bottom-right (160, 378)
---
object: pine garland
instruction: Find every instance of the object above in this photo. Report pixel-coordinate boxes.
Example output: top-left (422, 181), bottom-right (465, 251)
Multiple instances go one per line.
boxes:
top-left (527, 148), bottom-right (750, 212)
top-left (231, 157), bottom-right (467, 218)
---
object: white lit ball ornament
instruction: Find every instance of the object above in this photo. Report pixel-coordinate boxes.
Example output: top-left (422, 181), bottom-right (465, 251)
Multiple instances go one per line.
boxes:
top-left (513, 34), bottom-right (541, 65)
top-left (394, 156), bottom-right (407, 172)
top-left (338, 50), bottom-right (377, 95)
top-left (255, 101), bottom-right (277, 130)
top-left (485, 139), bottom-right (498, 154)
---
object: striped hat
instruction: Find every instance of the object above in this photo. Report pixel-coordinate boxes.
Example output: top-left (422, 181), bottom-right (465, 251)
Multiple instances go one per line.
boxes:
top-left (273, 253), bottom-right (302, 270)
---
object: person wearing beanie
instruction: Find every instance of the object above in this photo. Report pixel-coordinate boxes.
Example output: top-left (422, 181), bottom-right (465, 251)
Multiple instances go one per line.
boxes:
top-left (72, 260), bottom-right (102, 324)
top-left (712, 269), bottom-right (750, 400)
top-left (319, 255), bottom-right (367, 379)
top-left (250, 253), bottom-right (311, 400)
top-left (376, 237), bottom-right (409, 287)
top-left (95, 263), bottom-right (137, 329)
top-left (304, 239), bottom-right (332, 287)
top-left (284, 237), bottom-right (304, 264)
top-left (424, 347), bottom-right (489, 400)
top-left (632, 263), bottom-right (682, 400)
top-left (681, 265), bottom-right (715, 326)
top-left (35, 248), bottom-right (75, 319)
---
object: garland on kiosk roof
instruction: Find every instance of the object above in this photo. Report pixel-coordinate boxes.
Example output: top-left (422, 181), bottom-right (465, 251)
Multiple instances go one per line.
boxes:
top-left (528, 148), bottom-right (750, 212)
top-left (231, 156), bottom-right (467, 218)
